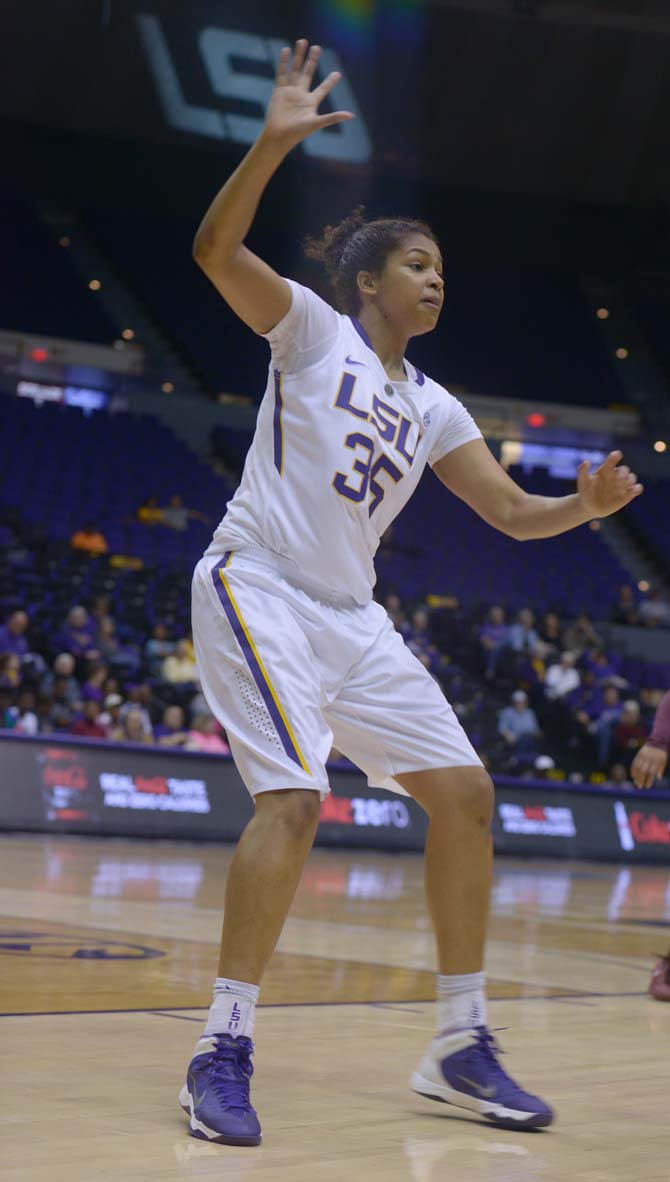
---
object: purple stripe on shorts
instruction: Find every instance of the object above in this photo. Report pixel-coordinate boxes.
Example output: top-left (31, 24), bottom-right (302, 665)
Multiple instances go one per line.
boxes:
top-left (273, 369), bottom-right (283, 475)
top-left (210, 557), bottom-right (304, 769)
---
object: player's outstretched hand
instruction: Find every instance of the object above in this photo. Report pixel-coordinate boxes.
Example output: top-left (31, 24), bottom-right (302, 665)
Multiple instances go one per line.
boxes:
top-left (631, 743), bottom-right (669, 789)
top-left (261, 39), bottom-right (354, 155)
top-left (576, 451), bottom-right (643, 519)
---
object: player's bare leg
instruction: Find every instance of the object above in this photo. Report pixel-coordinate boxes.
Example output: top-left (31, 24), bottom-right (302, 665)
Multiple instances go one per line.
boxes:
top-left (398, 765), bottom-right (553, 1130)
top-left (218, 788), bottom-right (322, 983)
top-left (397, 766), bottom-right (493, 974)
top-left (180, 788), bottom-right (321, 1145)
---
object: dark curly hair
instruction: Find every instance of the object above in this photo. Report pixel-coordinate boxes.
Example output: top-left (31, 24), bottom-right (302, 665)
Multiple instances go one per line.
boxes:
top-left (304, 207), bottom-right (438, 314)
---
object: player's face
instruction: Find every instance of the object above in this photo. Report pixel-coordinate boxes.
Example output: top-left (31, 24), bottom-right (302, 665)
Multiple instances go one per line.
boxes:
top-left (375, 234), bottom-right (445, 336)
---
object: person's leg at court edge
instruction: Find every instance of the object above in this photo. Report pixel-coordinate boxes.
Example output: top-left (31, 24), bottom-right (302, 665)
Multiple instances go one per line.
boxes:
top-left (400, 766), bottom-right (552, 1129)
top-left (179, 789), bottom-right (321, 1145)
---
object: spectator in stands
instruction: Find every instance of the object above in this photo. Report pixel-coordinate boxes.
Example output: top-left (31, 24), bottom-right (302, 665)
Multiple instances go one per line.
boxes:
top-left (122, 707), bottom-right (154, 744)
top-left (81, 663), bottom-right (109, 704)
top-left (479, 605), bottom-right (509, 678)
top-left (405, 606), bottom-right (442, 674)
top-left (90, 595), bottom-right (112, 627)
top-left (188, 714), bottom-right (231, 754)
top-left (607, 762), bottom-right (633, 788)
top-left (498, 690), bottom-right (541, 762)
top-left (562, 611), bottom-right (602, 655)
top-left (35, 694), bottom-right (55, 734)
top-left (639, 589), bottom-right (670, 628)
top-left (631, 689), bottom-right (670, 788)
top-left (161, 639), bottom-right (199, 685)
top-left (41, 653), bottom-right (80, 706)
top-left (0, 610), bottom-right (30, 658)
top-left (544, 652), bottom-right (580, 701)
top-left (136, 495), bottom-right (163, 526)
top-left (584, 647), bottom-right (626, 688)
top-left (160, 494), bottom-right (209, 532)
top-left (144, 622), bottom-right (175, 678)
top-left (97, 617), bottom-right (140, 675)
top-left (70, 522), bottom-right (109, 558)
top-left (537, 611), bottom-right (562, 658)
top-left (57, 606), bottom-right (100, 662)
top-left (611, 583), bottom-right (639, 626)
top-left (568, 667), bottom-right (602, 722)
top-left (121, 684), bottom-right (155, 737)
top-left (0, 688), bottom-right (14, 729)
top-left (0, 653), bottom-right (22, 690)
top-left (11, 689), bottom-right (39, 735)
top-left (612, 700), bottom-right (647, 764)
top-left (99, 693), bottom-right (124, 736)
top-left (384, 592), bottom-right (410, 636)
top-left (508, 608), bottom-right (539, 654)
top-left (530, 754), bottom-right (556, 780)
top-left (154, 704), bottom-right (191, 748)
top-left (593, 685), bottom-right (624, 767)
top-left (69, 699), bottom-right (106, 739)
top-left (45, 678), bottom-right (77, 731)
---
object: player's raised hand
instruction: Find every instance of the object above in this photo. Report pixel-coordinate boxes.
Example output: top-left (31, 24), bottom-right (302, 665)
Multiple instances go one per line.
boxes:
top-left (261, 39), bottom-right (354, 154)
top-left (576, 451), bottom-right (643, 519)
top-left (631, 743), bottom-right (668, 789)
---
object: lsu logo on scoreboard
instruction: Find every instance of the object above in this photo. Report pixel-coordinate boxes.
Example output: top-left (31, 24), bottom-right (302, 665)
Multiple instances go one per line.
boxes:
top-left (136, 15), bottom-right (372, 164)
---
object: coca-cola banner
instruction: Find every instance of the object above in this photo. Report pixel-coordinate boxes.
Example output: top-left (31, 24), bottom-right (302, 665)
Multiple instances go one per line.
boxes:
top-left (2, 734), bottom-right (670, 862)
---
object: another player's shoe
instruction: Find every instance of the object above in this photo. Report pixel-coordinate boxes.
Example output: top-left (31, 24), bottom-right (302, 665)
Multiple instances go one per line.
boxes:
top-left (179, 1033), bottom-right (261, 1146)
top-left (649, 949), bottom-right (670, 1001)
top-left (410, 1025), bottom-right (554, 1130)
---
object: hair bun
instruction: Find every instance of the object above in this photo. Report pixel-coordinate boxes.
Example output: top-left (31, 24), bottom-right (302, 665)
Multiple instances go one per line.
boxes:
top-left (304, 206), bottom-right (367, 275)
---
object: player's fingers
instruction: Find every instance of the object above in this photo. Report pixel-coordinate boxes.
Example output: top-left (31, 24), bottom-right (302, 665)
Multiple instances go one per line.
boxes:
top-left (288, 39), bottom-right (309, 82)
top-left (275, 45), bottom-right (291, 82)
top-left (599, 450), bottom-right (623, 472)
top-left (301, 43), bottom-right (321, 86)
top-left (576, 460), bottom-right (590, 488)
top-left (615, 465), bottom-right (631, 481)
top-left (313, 110), bottom-right (354, 129)
top-left (313, 70), bottom-right (344, 103)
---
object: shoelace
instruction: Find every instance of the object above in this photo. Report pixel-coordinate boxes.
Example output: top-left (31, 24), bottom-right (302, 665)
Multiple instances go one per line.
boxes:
top-left (471, 1028), bottom-right (533, 1101)
top-left (204, 1038), bottom-right (254, 1115)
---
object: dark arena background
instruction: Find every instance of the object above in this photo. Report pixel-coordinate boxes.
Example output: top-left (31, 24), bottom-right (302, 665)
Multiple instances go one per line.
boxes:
top-left (2, 3), bottom-right (670, 1180)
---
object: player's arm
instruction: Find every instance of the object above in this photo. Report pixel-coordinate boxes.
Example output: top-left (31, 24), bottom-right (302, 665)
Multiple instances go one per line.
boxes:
top-left (193, 39), bottom-right (352, 334)
top-left (433, 440), bottom-right (642, 540)
top-left (632, 692), bottom-right (670, 788)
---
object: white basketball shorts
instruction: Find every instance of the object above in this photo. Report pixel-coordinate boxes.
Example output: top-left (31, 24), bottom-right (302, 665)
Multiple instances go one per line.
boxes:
top-left (191, 550), bottom-right (482, 800)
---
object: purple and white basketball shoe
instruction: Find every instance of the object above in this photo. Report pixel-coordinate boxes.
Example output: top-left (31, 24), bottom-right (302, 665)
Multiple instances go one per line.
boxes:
top-left (410, 1026), bottom-right (554, 1129)
top-left (179, 1033), bottom-right (261, 1146)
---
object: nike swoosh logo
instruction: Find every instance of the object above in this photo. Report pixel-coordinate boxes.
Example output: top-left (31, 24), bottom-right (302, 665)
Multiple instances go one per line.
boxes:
top-left (345, 356), bottom-right (366, 367)
top-left (189, 1074), bottom-right (207, 1108)
top-left (457, 1074), bottom-right (497, 1099)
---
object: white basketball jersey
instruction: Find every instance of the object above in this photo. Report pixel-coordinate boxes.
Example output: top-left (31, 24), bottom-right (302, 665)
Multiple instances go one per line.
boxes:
top-left (207, 280), bottom-right (482, 604)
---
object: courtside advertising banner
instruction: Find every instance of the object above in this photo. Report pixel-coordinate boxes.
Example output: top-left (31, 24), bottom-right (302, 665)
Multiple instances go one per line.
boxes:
top-left (1, 734), bottom-right (670, 862)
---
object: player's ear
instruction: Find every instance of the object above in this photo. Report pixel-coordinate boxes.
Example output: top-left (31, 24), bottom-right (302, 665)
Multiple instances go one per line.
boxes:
top-left (357, 270), bottom-right (378, 299)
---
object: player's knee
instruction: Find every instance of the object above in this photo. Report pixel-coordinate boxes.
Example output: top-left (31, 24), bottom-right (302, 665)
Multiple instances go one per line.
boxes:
top-left (256, 788), bottom-right (322, 838)
top-left (432, 767), bottom-right (494, 830)
top-left (466, 768), bottom-right (495, 829)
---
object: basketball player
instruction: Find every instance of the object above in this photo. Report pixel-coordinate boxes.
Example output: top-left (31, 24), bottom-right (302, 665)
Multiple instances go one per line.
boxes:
top-left (631, 690), bottom-right (670, 1001)
top-left (182, 40), bottom-right (643, 1145)
top-left (631, 690), bottom-right (670, 790)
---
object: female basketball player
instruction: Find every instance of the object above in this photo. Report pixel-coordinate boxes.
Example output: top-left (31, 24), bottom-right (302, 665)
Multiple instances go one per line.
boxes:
top-left (182, 40), bottom-right (643, 1146)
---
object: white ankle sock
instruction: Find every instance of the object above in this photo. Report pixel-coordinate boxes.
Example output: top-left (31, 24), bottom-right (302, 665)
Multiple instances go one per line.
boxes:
top-left (436, 971), bottom-right (487, 1036)
top-left (203, 977), bottom-right (260, 1039)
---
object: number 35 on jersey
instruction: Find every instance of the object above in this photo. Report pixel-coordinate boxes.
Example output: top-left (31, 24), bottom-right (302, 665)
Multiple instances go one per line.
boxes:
top-left (331, 371), bottom-right (421, 517)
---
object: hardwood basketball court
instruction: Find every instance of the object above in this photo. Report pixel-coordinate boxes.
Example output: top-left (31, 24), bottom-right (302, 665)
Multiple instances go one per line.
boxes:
top-left (1, 833), bottom-right (668, 1181)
